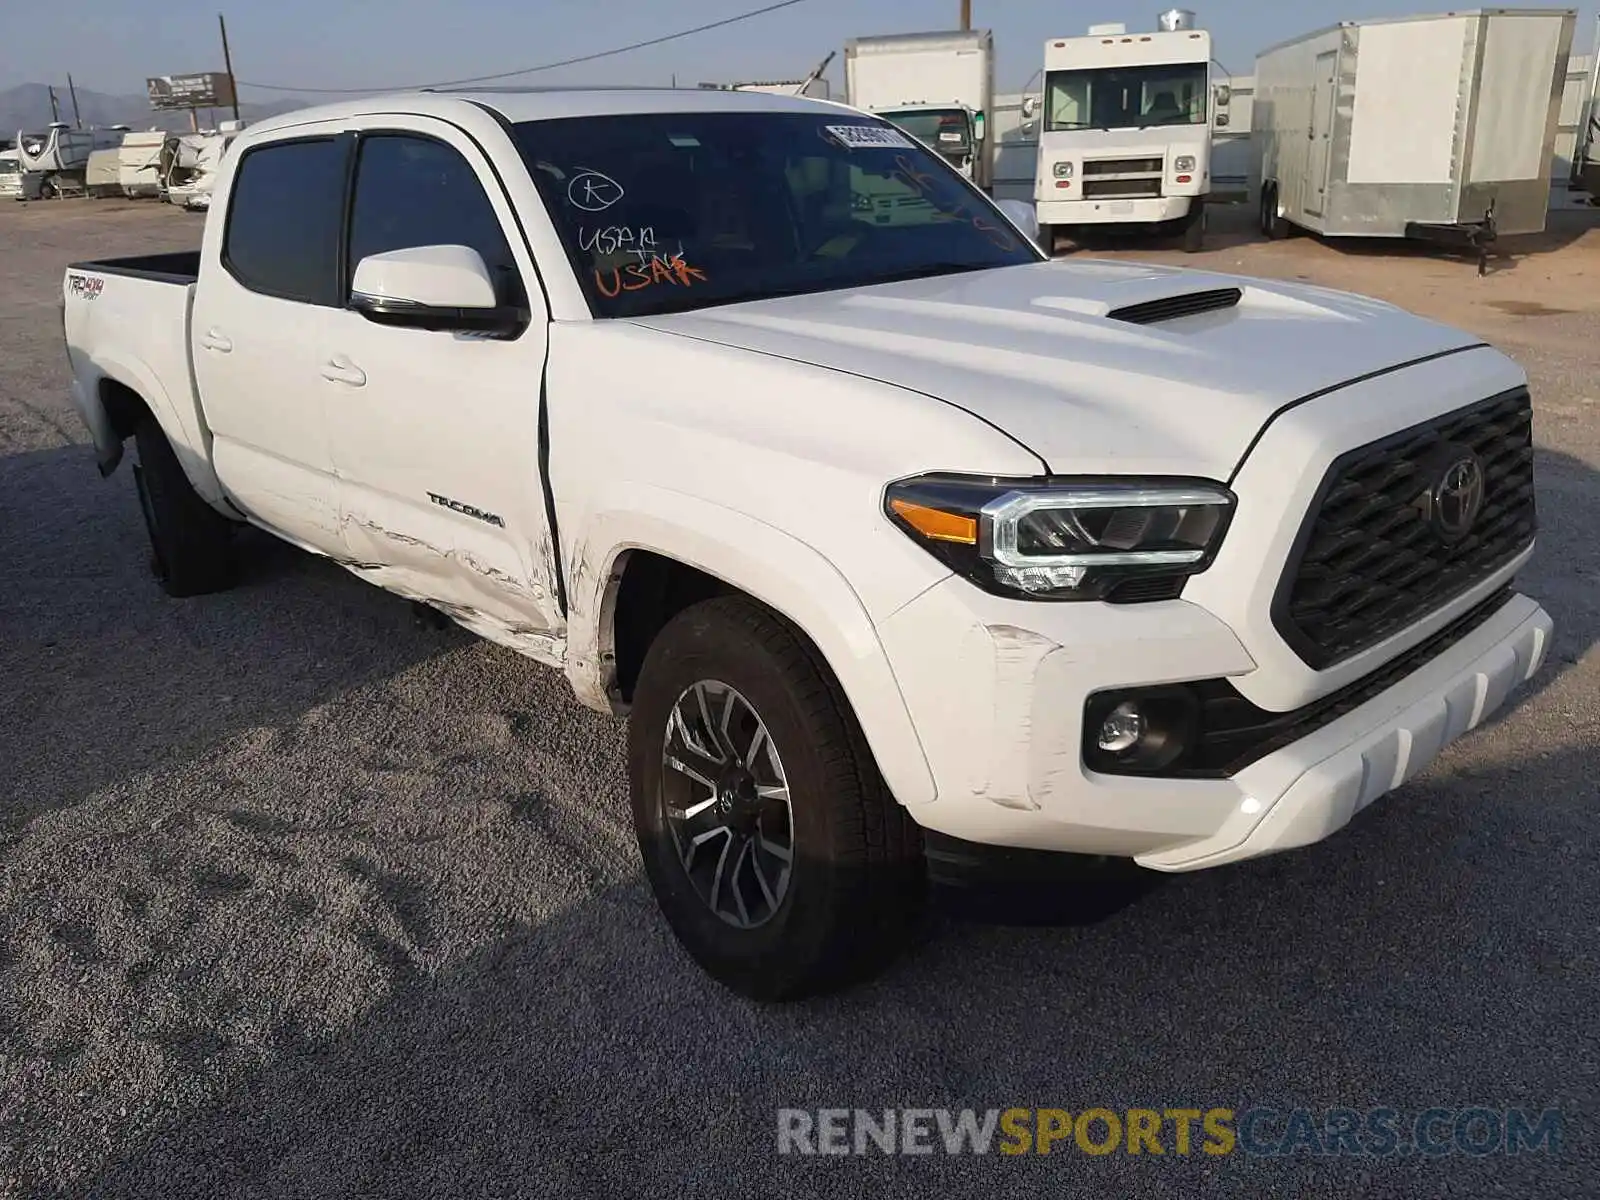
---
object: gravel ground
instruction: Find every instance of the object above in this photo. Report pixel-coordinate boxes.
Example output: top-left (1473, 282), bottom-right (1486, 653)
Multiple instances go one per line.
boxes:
top-left (1, 197), bottom-right (1596, 1199)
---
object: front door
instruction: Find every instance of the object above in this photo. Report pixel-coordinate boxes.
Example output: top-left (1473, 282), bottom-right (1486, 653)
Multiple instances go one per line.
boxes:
top-left (321, 119), bottom-right (562, 637)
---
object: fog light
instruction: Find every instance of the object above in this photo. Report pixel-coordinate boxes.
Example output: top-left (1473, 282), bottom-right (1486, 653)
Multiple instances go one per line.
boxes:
top-left (1097, 701), bottom-right (1145, 753)
top-left (1083, 685), bottom-right (1201, 775)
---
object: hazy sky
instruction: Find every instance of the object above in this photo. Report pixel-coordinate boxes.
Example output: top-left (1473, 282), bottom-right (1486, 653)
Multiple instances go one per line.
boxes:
top-left (3, 0), bottom-right (1596, 97)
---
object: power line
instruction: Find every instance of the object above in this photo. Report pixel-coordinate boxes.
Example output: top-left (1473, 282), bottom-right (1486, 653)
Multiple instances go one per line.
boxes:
top-left (236, 0), bottom-right (813, 94)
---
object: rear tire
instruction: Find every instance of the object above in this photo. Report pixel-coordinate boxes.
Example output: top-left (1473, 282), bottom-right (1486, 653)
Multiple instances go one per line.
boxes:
top-left (628, 595), bottom-right (924, 1001)
top-left (1182, 203), bottom-right (1206, 253)
top-left (1264, 184), bottom-right (1290, 240)
top-left (132, 413), bottom-right (236, 597)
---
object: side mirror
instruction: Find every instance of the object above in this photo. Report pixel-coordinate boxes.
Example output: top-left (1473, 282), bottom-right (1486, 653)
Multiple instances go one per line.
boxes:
top-left (1021, 96), bottom-right (1038, 120)
top-left (1214, 83), bottom-right (1232, 107)
top-left (350, 244), bottom-right (525, 336)
top-left (972, 111), bottom-right (986, 143)
top-left (994, 198), bottom-right (1043, 250)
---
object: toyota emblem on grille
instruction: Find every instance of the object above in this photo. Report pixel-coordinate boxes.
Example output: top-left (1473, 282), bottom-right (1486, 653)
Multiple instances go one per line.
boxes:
top-left (1431, 454), bottom-right (1486, 542)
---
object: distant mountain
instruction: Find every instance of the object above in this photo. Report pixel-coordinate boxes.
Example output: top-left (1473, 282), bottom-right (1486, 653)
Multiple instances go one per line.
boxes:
top-left (0, 83), bottom-right (306, 137)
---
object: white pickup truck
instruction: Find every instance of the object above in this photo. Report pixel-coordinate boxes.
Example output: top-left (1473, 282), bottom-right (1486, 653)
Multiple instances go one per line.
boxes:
top-left (63, 88), bottom-right (1551, 1000)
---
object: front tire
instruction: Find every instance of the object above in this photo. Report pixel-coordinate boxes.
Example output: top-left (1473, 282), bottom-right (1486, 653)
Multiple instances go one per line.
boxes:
top-left (132, 413), bottom-right (236, 596)
top-left (628, 595), bottom-right (924, 1001)
top-left (1182, 203), bottom-right (1206, 253)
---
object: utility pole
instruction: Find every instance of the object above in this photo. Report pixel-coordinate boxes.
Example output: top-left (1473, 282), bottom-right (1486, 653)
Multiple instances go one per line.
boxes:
top-left (48, 84), bottom-right (60, 123)
top-left (960, 0), bottom-right (971, 30)
top-left (218, 12), bottom-right (241, 121)
top-left (67, 74), bottom-right (83, 127)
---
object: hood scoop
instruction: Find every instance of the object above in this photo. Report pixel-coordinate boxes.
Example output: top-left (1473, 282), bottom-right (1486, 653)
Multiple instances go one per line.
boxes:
top-left (1107, 287), bottom-right (1243, 326)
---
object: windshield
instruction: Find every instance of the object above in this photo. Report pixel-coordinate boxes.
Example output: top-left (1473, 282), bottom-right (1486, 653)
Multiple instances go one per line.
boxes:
top-left (1044, 63), bottom-right (1207, 131)
top-left (511, 111), bottom-right (1036, 319)
top-left (878, 108), bottom-right (973, 153)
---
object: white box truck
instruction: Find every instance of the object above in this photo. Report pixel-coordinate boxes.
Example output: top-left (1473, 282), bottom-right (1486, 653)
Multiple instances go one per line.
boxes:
top-left (1027, 10), bottom-right (1218, 251)
top-left (1253, 8), bottom-right (1577, 270)
top-left (844, 30), bottom-right (996, 190)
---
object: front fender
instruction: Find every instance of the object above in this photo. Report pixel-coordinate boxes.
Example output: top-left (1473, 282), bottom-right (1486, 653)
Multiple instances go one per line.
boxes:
top-left (566, 484), bottom-right (939, 807)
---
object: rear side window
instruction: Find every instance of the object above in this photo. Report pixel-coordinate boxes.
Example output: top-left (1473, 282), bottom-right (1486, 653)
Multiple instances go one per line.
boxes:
top-left (223, 138), bottom-right (347, 306)
top-left (346, 134), bottom-right (524, 306)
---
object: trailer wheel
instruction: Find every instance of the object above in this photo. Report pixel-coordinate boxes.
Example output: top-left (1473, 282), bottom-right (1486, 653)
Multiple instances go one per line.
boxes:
top-left (132, 414), bottom-right (237, 597)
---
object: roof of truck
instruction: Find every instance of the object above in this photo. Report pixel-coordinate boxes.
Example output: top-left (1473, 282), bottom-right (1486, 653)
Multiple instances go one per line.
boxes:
top-left (242, 85), bottom-right (854, 138)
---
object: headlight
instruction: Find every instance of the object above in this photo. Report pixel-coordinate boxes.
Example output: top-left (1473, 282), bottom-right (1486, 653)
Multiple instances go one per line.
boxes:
top-left (1052, 161), bottom-right (1074, 178)
top-left (1173, 155), bottom-right (1197, 173)
top-left (884, 474), bottom-right (1234, 601)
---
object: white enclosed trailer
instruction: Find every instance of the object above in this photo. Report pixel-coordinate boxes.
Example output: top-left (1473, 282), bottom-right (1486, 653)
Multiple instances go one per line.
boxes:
top-left (1253, 8), bottom-right (1577, 264)
top-left (844, 29), bottom-right (996, 189)
top-left (85, 148), bottom-right (122, 197)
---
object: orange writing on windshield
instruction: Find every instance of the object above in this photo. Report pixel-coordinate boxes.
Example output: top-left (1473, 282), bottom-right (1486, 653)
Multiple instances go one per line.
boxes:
top-left (594, 254), bottom-right (708, 297)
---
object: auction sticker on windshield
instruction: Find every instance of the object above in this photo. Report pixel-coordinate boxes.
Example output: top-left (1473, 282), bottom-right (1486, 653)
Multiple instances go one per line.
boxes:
top-left (825, 124), bottom-right (914, 150)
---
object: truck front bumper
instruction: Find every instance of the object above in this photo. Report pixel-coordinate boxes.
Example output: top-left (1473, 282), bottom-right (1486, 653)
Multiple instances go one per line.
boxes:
top-left (876, 579), bottom-right (1551, 872)
top-left (1036, 195), bottom-right (1194, 226)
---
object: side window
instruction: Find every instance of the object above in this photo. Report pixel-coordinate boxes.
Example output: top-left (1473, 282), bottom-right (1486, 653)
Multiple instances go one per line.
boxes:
top-left (223, 138), bottom-right (347, 306)
top-left (346, 135), bottom-right (524, 306)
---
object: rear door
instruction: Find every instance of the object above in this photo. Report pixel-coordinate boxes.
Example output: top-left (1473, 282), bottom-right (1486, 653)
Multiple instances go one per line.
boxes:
top-left (1306, 49), bottom-right (1339, 215)
top-left (191, 126), bottom-right (351, 551)
top-left (321, 118), bottom-right (562, 636)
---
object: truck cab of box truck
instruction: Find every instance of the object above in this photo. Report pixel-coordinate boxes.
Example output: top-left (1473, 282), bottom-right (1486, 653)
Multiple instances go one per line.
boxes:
top-left (1028, 14), bottom-right (1216, 251)
top-left (844, 30), bottom-right (995, 191)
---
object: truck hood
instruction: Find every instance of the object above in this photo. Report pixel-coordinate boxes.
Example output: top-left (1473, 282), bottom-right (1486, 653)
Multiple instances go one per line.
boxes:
top-left (629, 260), bottom-right (1485, 479)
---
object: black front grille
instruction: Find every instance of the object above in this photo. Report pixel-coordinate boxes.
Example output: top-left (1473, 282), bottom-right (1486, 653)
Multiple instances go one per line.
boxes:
top-left (1083, 157), bottom-right (1163, 175)
top-left (1083, 177), bottom-right (1162, 199)
top-left (1109, 288), bottom-right (1242, 326)
top-left (1274, 388), bottom-right (1535, 668)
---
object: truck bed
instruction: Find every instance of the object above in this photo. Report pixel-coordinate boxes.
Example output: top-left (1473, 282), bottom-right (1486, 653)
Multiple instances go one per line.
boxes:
top-left (63, 250), bottom-right (220, 499)
top-left (68, 250), bottom-right (200, 284)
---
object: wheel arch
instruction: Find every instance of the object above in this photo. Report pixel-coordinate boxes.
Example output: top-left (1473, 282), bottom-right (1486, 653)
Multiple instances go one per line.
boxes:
top-left (77, 353), bottom-right (230, 509)
top-left (565, 488), bottom-right (939, 807)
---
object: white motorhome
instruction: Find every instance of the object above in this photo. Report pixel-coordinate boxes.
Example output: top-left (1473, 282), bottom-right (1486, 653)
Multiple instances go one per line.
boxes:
top-left (14, 122), bottom-right (125, 197)
top-left (0, 148), bottom-right (44, 201)
top-left (845, 30), bottom-right (996, 190)
top-left (1028, 10), bottom-right (1217, 250)
top-left (162, 122), bottom-right (245, 210)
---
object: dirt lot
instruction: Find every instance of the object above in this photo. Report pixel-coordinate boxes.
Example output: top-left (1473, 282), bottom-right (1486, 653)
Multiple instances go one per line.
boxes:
top-left (1, 197), bottom-right (1597, 1199)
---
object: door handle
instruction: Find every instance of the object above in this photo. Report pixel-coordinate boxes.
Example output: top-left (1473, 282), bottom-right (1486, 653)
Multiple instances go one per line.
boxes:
top-left (320, 355), bottom-right (367, 387)
top-left (200, 328), bottom-right (232, 353)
